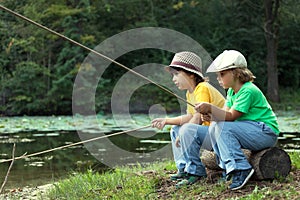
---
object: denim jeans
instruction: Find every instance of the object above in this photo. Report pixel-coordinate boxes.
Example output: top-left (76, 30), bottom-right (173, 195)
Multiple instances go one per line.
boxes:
top-left (209, 121), bottom-right (278, 174)
top-left (170, 124), bottom-right (212, 176)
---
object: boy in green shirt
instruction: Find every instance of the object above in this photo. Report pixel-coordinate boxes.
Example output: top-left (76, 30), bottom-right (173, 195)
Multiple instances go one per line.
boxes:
top-left (193, 50), bottom-right (279, 190)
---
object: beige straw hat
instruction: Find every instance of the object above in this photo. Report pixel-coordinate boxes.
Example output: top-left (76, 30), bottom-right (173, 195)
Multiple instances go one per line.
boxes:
top-left (167, 51), bottom-right (204, 78)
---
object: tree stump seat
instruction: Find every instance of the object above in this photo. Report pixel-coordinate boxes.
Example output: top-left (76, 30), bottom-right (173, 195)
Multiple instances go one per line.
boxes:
top-left (201, 147), bottom-right (291, 180)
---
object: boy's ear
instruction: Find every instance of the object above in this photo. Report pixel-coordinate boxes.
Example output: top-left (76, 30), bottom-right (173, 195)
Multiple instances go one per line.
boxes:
top-left (189, 73), bottom-right (195, 78)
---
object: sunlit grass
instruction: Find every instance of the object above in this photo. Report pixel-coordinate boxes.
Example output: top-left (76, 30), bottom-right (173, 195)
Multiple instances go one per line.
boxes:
top-left (289, 151), bottom-right (300, 169)
top-left (48, 169), bottom-right (157, 199)
top-left (47, 161), bottom-right (173, 200)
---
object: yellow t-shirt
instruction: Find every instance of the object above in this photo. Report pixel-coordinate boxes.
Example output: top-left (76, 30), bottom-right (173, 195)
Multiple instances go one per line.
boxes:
top-left (186, 82), bottom-right (225, 125)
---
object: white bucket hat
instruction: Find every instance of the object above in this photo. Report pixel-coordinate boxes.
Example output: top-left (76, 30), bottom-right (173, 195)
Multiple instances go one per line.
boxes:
top-left (206, 50), bottom-right (247, 73)
top-left (168, 51), bottom-right (204, 78)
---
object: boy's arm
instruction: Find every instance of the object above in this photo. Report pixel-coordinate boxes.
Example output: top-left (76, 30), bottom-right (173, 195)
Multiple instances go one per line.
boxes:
top-left (195, 102), bottom-right (243, 121)
top-left (151, 114), bottom-right (193, 129)
top-left (165, 114), bottom-right (193, 125)
top-left (188, 112), bottom-right (203, 124)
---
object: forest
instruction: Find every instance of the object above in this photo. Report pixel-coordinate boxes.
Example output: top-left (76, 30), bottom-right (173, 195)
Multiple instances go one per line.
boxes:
top-left (0, 0), bottom-right (299, 116)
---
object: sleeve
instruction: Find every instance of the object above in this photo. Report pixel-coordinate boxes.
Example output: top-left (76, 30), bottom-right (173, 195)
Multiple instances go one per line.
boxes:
top-left (225, 89), bottom-right (233, 108)
top-left (194, 84), bottom-right (210, 103)
top-left (186, 84), bottom-right (210, 114)
top-left (186, 92), bottom-right (193, 114)
top-left (231, 90), bottom-right (253, 113)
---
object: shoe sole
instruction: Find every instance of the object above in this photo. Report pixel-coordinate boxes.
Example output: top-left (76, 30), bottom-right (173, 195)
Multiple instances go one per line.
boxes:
top-left (230, 169), bottom-right (254, 191)
top-left (175, 179), bottom-right (199, 188)
top-left (170, 174), bottom-right (188, 181)
top-left (175, 175), bottom-right (207, 188)
top-left (171, 177), bottom-right (185, 181)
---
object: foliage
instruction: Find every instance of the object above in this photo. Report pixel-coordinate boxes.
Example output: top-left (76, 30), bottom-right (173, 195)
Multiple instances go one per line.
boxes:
top-left (0, 0), bottom-right (299, 115)
top-left (2, 61), bottom-right (51, 115)
top-left (270, 87), bottom-right (300, 111)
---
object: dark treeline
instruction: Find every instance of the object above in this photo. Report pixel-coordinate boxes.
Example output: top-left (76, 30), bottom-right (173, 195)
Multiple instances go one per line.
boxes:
top-left (0, 0), bottom-right (299, 116)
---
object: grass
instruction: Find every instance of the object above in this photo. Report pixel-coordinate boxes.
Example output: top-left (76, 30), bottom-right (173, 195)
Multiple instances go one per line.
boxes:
top-left (290, 151), bottom-right (300, 169)
top-left (47, 162), bottom-right (169, 200)
top-left (46, 151), bottom-right (300, 200)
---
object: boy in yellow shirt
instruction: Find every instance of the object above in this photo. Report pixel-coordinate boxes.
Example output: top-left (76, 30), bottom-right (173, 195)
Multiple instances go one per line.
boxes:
top-left (152, 51), bottom-right (225, 187)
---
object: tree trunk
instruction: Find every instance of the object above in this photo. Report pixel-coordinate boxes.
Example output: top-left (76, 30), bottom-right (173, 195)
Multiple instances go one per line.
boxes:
top-left (201, 147), bottom-right (291, 180)
top-left (264, 0), bottom-right (280, 102)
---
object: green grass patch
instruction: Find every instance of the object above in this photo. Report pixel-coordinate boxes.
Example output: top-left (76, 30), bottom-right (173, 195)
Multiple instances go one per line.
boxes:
top-left (289, 151), bottom-right (300, 169)
top-left (47, 161), bottom-right (174, 200)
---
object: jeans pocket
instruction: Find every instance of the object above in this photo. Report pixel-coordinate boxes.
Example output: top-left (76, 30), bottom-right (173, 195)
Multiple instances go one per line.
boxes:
top-left (258, 122), bottom-right (278, 137)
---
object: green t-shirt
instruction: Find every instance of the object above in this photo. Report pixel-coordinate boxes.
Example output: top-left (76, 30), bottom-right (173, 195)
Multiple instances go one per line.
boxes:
top-left (226, 82), bottom-right (280, 135)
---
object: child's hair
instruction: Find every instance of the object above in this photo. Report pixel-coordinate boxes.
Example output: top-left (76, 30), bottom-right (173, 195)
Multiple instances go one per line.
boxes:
top-left (232, 67), bottom-right (256, 83)
top-left (170, 66), bottom-right (207, 85)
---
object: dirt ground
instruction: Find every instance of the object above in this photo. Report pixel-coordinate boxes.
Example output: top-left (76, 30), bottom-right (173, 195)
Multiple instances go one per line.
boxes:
top-left (0, 184), bottom-right (53, 200)
top-left (155, 168), bottom-right (300, 199)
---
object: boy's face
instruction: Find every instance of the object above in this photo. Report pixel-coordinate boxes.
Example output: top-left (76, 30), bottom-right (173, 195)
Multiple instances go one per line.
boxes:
top-left (171, 70), bottom-right (193, 91)
top-left (216, 69), bottom-right (234, 89)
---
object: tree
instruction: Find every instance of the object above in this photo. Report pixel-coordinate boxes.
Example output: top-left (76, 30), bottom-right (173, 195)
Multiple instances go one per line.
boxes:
top-left (264, 0), bottom-right (280, 102)
top-left (1, 0), bottom-right (299, 115)
top-left (3, 61), bottom-right (50, 115)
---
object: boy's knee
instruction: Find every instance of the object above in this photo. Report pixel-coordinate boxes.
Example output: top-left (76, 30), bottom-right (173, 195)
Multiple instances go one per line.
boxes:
top-left (178, 123), bottom-right (197, 138)
top-left (212, 122), bottom-right (233, 135)
top-left (170, 125), bottom-right (180, 138)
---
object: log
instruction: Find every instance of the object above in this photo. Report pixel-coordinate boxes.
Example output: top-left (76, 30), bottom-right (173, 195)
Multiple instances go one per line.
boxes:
top-left (201, 147), bottom-right (291, 180)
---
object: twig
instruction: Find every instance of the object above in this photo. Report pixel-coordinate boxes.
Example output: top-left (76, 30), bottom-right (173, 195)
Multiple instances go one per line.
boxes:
top-left (0, 143), bottom-right (16, 194)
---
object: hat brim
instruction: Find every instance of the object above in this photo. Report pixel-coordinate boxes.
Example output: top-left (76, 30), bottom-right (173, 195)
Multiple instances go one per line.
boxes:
top-left (206, 64), bottom-right (246, 73)
top-left (164, 66), bottom-right (177, 74)
top-left (167, 65), bottom-right (204, 78)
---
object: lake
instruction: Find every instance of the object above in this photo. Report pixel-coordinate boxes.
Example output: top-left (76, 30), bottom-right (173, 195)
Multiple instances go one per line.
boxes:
top-left (0, 113), bottom-right (299, 189)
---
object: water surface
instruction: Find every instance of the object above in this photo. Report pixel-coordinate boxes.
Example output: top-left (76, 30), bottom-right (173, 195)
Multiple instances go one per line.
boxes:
top-left (0, 129), bottom-right (171, 189)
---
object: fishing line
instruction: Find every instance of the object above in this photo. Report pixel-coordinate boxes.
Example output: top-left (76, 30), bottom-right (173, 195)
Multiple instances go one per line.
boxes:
top-left (0, 4), bottom-right (195, 108)
top-left (0, 125), bottom-right (152, 164)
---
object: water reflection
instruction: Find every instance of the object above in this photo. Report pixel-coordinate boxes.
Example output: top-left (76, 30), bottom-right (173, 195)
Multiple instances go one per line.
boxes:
top-left (0, 130), bottom-right (172, 189)
top-left (0, 130), bottom-right (299, 189)
top-left (278, 132), bottom-right (300, 151)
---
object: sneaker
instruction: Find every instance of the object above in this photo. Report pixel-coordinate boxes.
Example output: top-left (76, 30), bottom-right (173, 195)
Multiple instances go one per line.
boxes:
top-left (170, 171), bottom-right (188, 181)
top-left (229, 168), bottom-right (254, 190)
top-left (218, 171), bottom-right (232, 183)
top-left (175, 174), bottom-right (205, 188)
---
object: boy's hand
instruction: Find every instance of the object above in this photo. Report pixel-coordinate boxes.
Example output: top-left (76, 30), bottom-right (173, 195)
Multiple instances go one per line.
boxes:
top-left (175, 136), bottom-right (180, 147)
top-left (195, 102), bottom-right (212, 114)
top-left (151, 118), bottom-right (166, 130)
top-left (201, 114), bottom-right (211, 122)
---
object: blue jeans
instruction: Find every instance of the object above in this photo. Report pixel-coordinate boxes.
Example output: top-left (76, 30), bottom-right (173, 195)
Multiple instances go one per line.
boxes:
top-left (209, 121), bottom-right (278, 174)
top-left (170, 124), bottom-right (212, 176)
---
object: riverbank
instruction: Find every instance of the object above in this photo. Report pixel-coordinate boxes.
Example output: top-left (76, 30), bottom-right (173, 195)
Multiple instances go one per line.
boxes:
top-left (0, 183), bottom-right (53, 200)
top-left (3, 151), bottom-right (299, 200)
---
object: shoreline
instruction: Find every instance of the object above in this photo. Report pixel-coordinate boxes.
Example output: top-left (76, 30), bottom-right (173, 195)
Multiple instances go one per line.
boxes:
top-left (0, 183), bottom-right (54, 200)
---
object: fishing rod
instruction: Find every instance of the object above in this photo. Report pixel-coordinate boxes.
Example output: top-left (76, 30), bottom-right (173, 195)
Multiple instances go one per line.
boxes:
top-left (0, 124), bottom-right (152, 164)
top-left (0, 4), bottom-right (195, 108)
